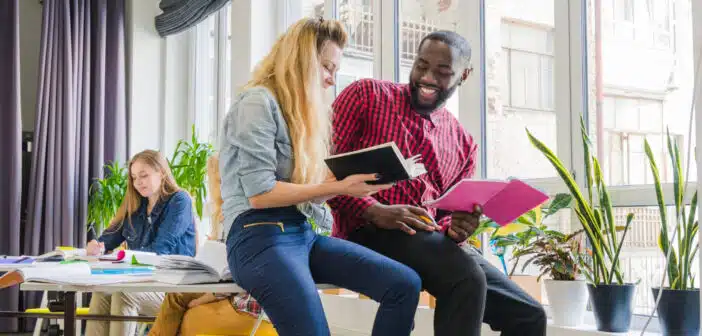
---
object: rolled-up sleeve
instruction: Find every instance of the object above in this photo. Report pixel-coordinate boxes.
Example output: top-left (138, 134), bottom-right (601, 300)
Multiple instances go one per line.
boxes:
top-left (225, 91), bottom-right (278, 198)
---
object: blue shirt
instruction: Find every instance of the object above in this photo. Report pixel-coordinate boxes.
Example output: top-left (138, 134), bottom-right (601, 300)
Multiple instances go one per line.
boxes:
top-left (218, 86), bottom-right (333, 238)
top-left (97, 190), bottom-right (196, 256)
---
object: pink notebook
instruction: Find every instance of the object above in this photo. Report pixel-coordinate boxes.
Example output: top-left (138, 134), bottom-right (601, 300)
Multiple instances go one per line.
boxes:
top-left (424, 179), bottom-right (549, 226)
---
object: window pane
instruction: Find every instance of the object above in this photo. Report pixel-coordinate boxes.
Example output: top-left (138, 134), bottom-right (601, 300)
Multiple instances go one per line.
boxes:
top-left (398, 0), bottom-right (459, 118)
top-left (485, 1), bottom-right (557, 179)
top-left (586, 0), bottom-right (698, 317)
top-left (337, 0), bottom-right (375, 86)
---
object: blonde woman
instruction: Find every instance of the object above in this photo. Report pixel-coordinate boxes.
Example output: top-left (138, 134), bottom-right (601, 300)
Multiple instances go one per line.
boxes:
top-left (84, 149), bottom-right (197, 336)
top-left (219, 17), bottom-right (421, 336)
top-left (148, 154), bottom-right (276, 336)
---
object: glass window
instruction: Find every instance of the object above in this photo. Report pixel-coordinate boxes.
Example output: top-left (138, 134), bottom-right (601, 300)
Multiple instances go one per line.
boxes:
top-left (398, 0), bottom-right (459, 118)
top-left (485, 6), bottom-right (557, 180)
top-left (337, 0), bottom-right (375, 83)
top-left (587, 0), bottom-right (697, 316)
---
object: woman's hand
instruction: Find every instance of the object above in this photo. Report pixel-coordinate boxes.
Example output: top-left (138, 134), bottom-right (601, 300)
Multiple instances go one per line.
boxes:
top-left (86, 239), bottom-right (105, 256)
top-left (188, 293), bottom-right (224, 308)
top-left (334, 174), bottom-right (393, 198)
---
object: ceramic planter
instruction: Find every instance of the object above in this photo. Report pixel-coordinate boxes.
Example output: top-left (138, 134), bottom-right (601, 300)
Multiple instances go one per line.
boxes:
top-left (652, 287), bottom-right (700, 336)
top-left (587, 283), bottom-right (636, 332)
top-left (544, 279), bottom-right (588, 327)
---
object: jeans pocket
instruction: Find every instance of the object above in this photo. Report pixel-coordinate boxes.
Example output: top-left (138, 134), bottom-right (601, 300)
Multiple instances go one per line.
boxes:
top-left (242, 221), bottom-right (284, 232)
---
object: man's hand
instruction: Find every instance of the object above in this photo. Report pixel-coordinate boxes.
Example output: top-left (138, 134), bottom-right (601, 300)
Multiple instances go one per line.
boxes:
top-left (446, 204), bottom-right (483, 243)
top-left (363, 204), bottom-right (441, 235)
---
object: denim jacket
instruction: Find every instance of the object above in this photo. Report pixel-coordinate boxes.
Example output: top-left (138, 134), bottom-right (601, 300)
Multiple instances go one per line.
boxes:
top-left (98, 190), bottom-right (196, 256)
top-left (218, 86), bottom-right (333, 237)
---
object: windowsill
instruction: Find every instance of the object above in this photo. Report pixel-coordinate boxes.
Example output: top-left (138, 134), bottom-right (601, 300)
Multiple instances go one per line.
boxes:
top-left (544, 305), bottom-right (661, 335)
top-left (320, 294), bottom-right (663, 336)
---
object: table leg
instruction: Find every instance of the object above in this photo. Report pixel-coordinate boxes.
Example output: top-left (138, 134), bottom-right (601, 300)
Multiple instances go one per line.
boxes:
top-left (63, 292), bottom-right (76, 336)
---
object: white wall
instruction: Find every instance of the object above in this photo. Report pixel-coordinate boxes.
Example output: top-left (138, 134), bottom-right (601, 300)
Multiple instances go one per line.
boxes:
top-left (18, 0), bottom-right (42, 132)
top-left (125, 0), bottom-right (190, 158)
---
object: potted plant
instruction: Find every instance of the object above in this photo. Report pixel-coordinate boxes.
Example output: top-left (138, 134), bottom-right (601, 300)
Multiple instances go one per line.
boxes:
top-left (643, 131), bottom-right (699, 336)
top-left (167, 125), bottom-right (215, 220)
top-left (514, 228), bottom-right (589, 327)
top-left (472, 193), bottom-right (573, 302)
top-left (526, 116), bottom-right (636, 332)
top-left (87, 162), bottom-right (128, 236)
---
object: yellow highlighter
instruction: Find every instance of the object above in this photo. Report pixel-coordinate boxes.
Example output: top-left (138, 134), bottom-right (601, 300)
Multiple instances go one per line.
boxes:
top-left (419, 215), bottom-right (438, 228)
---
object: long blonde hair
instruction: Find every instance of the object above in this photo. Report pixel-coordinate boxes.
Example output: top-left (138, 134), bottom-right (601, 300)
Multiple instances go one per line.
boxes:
top-left (243, 17), bottom-right (347, 186)
top-left (107, 150), bottom-right (181, 231)
top-left (207, 154), bottom-right (224, 240)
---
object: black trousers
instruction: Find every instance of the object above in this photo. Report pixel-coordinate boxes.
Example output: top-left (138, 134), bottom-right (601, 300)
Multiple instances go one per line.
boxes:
top-left (348, 225), bottom-right (547, 336)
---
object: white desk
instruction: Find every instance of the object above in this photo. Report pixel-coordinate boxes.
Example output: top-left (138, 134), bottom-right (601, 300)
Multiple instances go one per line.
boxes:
top-left (20, 281), bottom-right (247, 294)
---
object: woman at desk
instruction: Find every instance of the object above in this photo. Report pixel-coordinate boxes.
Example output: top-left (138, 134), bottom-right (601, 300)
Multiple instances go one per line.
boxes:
top-left (84, 149), bottom-right (197, 336)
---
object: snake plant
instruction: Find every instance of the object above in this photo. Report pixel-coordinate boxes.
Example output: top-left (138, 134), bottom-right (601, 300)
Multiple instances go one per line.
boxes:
top-left (643, 129), bottom-right (699, 290)
top-left (526, 116), bottom-right (635, 285)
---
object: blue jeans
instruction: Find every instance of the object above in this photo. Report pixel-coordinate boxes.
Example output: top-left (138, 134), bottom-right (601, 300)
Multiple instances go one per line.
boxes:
top-left (226, 207), bottom-right (421, 336)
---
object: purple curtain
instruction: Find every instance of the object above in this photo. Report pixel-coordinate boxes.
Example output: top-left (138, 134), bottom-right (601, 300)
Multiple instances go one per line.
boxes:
top-left (0, 0), bottom-right (23, 332)
top-left (18, 0), bottom-right (128, 328)
top-left (26, 0), bottom-right (127, 251)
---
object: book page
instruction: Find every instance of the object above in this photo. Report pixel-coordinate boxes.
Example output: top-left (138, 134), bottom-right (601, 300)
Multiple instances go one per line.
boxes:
top-left (195, 241), bottom-right (229, 277)
top-left (326, 142), bottom-right (396, 159)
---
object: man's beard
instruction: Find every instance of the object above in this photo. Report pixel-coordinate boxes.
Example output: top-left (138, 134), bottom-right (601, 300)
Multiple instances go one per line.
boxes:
top-left (409, 82), bottom-right (459, 115)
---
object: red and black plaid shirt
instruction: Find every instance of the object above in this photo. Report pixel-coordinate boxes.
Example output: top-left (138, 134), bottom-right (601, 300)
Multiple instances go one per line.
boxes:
top-left (328, 79), bottom-right (478, 239)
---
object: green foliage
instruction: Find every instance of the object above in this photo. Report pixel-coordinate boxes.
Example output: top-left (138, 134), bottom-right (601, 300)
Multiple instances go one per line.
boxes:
top-left (87, 162), bottom-right (128, 235)
top-left (513, 229), bottom-right (586, 281)
top-left (526, 116), bottom-right (635, 285)
top-left (473, 193), bottom-right (574, 276)
top-left (87, 125), bottom-right (213, 234)
top-left (644, 129), bottom-right (699, 290)
top-left (168, 125), bottom-right (215, 220)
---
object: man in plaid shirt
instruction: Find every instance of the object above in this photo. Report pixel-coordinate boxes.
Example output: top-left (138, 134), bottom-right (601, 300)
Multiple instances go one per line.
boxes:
top-left (328, 31), bottom-right (547, 336)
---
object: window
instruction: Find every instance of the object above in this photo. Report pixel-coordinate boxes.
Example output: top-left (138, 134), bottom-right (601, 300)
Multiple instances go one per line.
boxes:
top-left (501, 22), bottom-right (555, 111)
top-left (191, 4), bottom-right (232, 240)
top-left (606, 0), bottom-right (673, 48)
top-left (486, 16), bottom-right (559, 180)
top-left (192, 4), bottom-right (231, 146)
top-left (398, 0), bottom-right (460, 118)
top-left (337, 0), bottom-right (375, 81)
top-left (588, 0), bottom-right (698, 316)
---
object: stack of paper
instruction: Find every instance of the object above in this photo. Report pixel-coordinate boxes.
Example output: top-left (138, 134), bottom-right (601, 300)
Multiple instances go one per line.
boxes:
top-left (0, 263), bottom-right (152, 289)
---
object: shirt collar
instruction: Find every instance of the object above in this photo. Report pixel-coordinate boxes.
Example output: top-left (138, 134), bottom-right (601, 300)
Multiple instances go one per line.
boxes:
top-left (138, 193), bottom-right (171, 220)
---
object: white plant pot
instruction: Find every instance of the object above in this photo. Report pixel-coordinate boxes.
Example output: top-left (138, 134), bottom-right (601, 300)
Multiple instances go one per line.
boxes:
top-left (544, 279), bottom-right (588, 327)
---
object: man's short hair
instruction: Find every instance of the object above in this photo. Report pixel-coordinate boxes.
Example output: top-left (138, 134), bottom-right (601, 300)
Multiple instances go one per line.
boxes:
top-left (418, 30), bottom-right (471, 67)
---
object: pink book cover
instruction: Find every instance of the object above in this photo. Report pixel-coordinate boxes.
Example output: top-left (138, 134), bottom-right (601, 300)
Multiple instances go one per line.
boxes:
top-left (424, 179), bottom-right (549, 226)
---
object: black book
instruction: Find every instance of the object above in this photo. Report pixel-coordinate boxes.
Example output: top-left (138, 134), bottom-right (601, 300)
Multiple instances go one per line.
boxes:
top-left (324, 142), bottom-right (427, 185)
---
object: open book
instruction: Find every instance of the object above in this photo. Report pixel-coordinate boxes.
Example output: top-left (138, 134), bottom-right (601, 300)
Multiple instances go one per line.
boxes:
top-left (0, 263), bottom-right (152, 289)
top-left (35, 248), bottom-right (89, 262)
top-left (153, 240), bottom-right (231, 285)
top-left (325, 142), bottom-right (426, 185)
top-left (424, 179), bottom-right (549, 226)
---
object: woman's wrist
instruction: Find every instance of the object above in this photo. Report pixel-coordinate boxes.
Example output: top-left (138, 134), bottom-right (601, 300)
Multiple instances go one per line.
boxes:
top-left (317, 180), bottom-right (343, 198)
